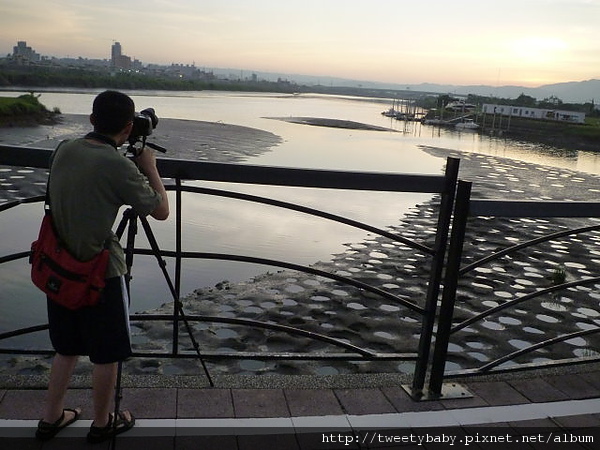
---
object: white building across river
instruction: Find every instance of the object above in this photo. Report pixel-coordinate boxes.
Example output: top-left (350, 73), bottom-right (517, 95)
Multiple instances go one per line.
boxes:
top-left (482, 104), bottom-right (586, 124)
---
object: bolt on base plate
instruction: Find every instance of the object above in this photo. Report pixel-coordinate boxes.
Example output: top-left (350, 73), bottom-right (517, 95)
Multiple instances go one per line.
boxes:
top-left (402, 382), bottom-right (473, 401)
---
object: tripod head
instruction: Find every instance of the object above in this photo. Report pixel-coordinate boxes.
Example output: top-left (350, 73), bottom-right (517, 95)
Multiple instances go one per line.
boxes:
top-left (126, 137), bottom-right (168, 157)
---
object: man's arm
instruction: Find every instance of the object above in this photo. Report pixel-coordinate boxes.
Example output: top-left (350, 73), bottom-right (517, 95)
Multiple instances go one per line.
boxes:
top-left (134, 148), bottom-right (170, 220)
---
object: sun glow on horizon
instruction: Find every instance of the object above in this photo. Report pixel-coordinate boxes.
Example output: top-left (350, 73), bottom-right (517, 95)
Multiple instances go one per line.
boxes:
top-left (510, 36), bottom-right (568, 64)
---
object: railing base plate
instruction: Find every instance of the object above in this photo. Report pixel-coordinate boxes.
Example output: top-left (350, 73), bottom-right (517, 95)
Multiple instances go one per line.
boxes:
top-left (402, 382), bottom-right (473, 401)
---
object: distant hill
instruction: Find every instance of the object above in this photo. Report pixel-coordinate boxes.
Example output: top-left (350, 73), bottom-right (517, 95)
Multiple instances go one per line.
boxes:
top-left (231, 68), bottom-right (599, 103)
top-left (411, 79), bottom-right (600, 103)
top-left (535, 79), bottom-right (600, 103)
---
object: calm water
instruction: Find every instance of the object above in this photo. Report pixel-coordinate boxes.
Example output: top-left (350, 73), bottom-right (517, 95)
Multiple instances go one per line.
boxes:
top-left (2, 89), bottom-right (599, 343)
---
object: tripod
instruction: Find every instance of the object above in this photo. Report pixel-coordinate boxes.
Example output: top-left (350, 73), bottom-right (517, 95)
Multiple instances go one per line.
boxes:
top-left (115, 207), bottom-right (214, 384)
top-left (108, 208), bottom-right (214, 448)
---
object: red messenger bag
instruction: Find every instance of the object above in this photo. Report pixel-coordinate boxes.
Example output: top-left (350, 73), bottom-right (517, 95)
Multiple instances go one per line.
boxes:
top-left (30, 149), bottom-right (109, 310)
top-left (30, 212), bottom-right (109, 310)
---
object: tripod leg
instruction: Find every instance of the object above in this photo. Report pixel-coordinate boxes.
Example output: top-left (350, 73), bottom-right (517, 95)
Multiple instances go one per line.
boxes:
top-left (114, 208), bottom-right (135, 241)
top-left (137, 215), bottom-right (214, 387)
top-left (109, 360), bottom-right (124, 450)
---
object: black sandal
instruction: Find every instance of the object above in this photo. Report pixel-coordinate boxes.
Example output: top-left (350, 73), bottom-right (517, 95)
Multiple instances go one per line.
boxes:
top-left (35, 408), bottom-right (81, 441)
top-left (87, 410), bottom-right (135, 444)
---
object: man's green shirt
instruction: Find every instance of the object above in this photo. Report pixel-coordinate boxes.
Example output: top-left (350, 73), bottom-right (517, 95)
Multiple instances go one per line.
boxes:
top-left (49, 139), bottom-right (162, 278)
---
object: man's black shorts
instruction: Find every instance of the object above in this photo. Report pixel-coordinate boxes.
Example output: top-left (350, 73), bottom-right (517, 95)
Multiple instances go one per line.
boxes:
top-left (47, 276), bottom-right (132, 364)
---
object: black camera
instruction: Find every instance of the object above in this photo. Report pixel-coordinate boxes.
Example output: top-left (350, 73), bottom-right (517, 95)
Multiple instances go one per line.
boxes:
top-left (126, 107), bottom-right (167, 155)
top-left (128, 108), bottom-right (158, 145)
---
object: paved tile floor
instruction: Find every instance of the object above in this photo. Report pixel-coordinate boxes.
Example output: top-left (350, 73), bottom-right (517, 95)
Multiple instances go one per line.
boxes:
top-left (1, 371), bottom-right (600, 449)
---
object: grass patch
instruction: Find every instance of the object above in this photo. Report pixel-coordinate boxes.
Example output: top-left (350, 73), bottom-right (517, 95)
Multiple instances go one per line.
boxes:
top-left (0, 93), bottom-right (60, 126)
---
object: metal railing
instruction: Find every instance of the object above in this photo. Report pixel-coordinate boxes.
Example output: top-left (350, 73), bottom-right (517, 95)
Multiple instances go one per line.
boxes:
top-left (0, 144), bottom-right (459, 392)
top-left (430, 180), bottom-right (600, 395)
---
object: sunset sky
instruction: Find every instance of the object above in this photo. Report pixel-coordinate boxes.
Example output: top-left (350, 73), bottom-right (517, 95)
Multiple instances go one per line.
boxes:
top-left (1, 0), bottom-right (598, 87)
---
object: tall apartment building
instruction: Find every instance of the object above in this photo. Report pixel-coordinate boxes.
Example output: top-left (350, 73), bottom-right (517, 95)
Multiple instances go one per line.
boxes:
top-left (111, 41), bottom-right (132, 70)
top-left (111, 41), bottom-right (122, 62)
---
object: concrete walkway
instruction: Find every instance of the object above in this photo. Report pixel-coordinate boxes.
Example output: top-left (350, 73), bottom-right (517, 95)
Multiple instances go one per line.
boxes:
top-left (1, 370), bottom-right (600, 449)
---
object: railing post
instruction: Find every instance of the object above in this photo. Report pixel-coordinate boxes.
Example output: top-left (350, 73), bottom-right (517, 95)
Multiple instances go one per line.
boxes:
top-left (429, 180), bottom-right (472, 396)
top-left (410, 157), bottom-right (459, 397)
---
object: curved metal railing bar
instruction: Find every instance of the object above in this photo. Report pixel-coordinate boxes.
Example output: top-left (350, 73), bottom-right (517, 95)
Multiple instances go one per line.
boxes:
top-left (135, 249), bottom-right (421, 313)
top-left (0, 324), bottom-right (49, 343)
top-left (459, 224), bottom-right (600, 276)
top-left (447, 354), bottom-right (600, 378)
top-left (171, 185), bottom-right (434, 255)
top-left (133, 314), bottom-right (380, 358)
top-left (447, 326), bottom-right (600, 376)
top-left (450, 276), bottom-right (600, 334)
top-left (0, 251), bottom-right (30, 265)
top-left (130, 351), bottom-right (416, 361)
top-left (0, 195), bottom-right (45, 213)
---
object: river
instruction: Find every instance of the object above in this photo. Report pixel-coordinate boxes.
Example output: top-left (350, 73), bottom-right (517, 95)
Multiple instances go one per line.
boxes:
top-left (1, 89), bottom-right (599, 347)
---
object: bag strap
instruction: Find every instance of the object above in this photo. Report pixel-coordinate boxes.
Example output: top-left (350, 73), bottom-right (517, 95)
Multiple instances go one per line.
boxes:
top-left (84, 132), bottom-right (118, 150)
top-left (45, 139), bottom-right (69, 212)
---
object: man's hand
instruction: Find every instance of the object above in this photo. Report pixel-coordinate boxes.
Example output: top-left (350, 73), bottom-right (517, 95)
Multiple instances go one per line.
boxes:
top-left (133, 146), bottom-right (157, 176)
top-left (133, 147), bottom-right (170, 221)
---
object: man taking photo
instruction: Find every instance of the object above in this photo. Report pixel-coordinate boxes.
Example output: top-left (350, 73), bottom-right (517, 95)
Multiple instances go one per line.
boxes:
top-left (35, 90), bottom-right (169, 443)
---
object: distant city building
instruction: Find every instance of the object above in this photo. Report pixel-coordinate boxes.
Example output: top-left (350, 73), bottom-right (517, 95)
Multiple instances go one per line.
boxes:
top-left (482, 104), bottom-right (586, 124)
top-left (446, 100), bottom-right (476, 112)
top-left (111, 41), bottom-right (133, 70)
top-left (145, 62), bottom-right (216, 80)
top-left (11, 41), bottom-right (40, 64)
top-left (111, 41), bottom-right (122, 63)
top-left (2, 39), bottom-right (251, 85)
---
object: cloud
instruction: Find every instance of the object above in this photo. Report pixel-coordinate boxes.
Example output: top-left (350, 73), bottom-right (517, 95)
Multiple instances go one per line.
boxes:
top-left (2, 0), bottom-right (599, 85)
top-left (0, 1), bottom-right (101, 56)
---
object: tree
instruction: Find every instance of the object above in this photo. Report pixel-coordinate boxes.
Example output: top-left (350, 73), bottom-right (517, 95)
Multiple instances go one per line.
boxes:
top-left (539, 95), bottom-right (563, 108)
top-left (514, 93), bottom-right (537, 107)
top-left (438, 94), bottom-right (455, 109)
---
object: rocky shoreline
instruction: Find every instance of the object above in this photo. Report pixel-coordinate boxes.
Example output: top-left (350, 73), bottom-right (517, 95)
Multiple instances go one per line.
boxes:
top-left (2, 116), bottom-right (600, 380)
